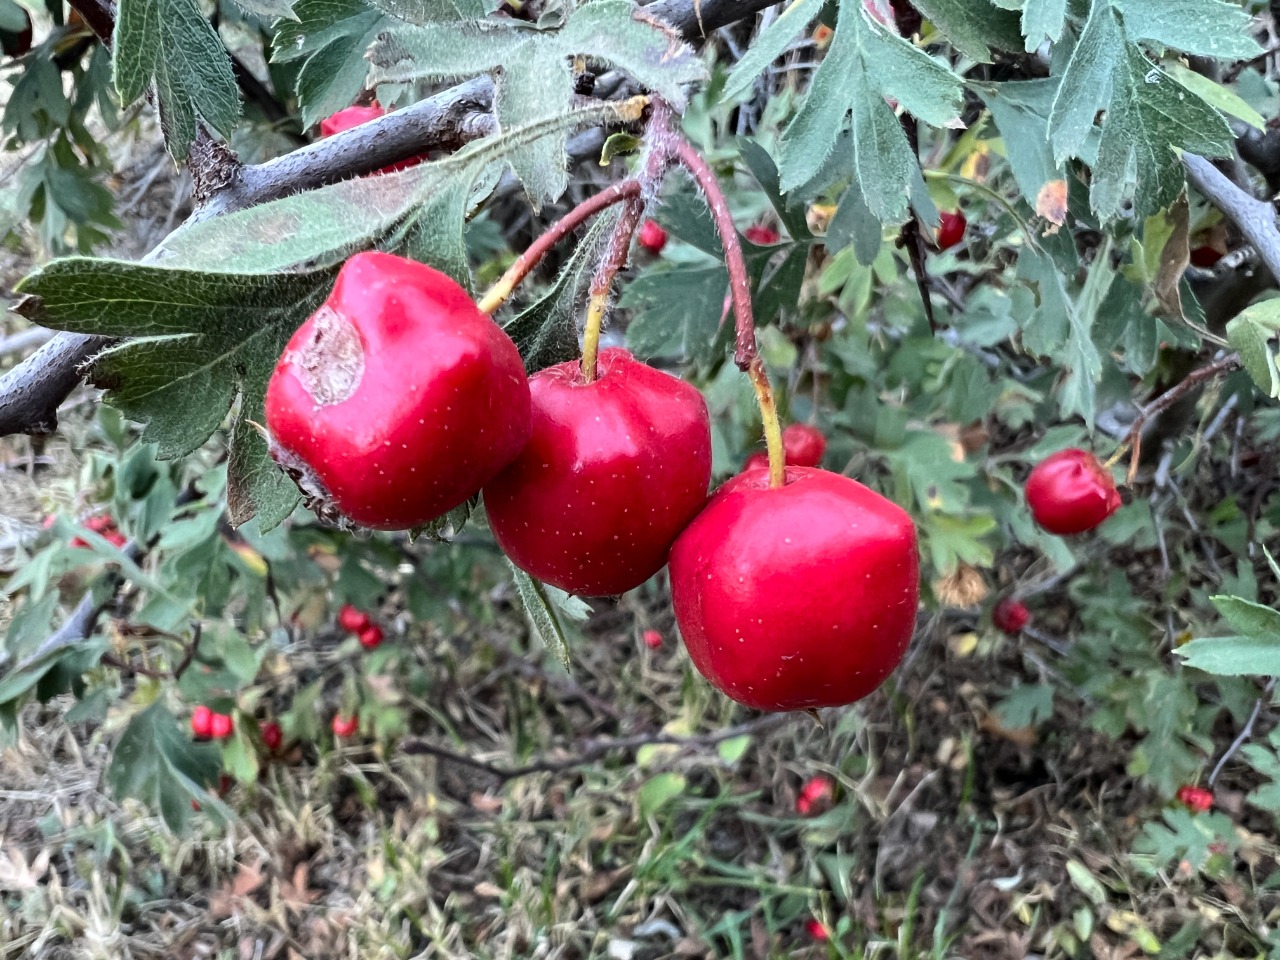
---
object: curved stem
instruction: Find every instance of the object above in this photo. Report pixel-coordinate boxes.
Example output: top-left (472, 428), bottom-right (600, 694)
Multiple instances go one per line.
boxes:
top-left (672, 137), bottom-right (785, 488)
top-left (478, 179), bottom-right (645, 315)
top-left (580, 196), bottom-right (644, 382)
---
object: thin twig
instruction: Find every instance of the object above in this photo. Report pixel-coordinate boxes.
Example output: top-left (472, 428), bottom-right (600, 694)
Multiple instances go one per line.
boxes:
top-left (1208, 678), bottom-right (1278, 787)
top-left (1182, 153), bottom-right (1280, 282)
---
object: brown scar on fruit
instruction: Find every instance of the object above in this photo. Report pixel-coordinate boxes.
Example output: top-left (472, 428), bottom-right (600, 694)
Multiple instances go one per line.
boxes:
top-left (291, 305), bottom-right (365, 405)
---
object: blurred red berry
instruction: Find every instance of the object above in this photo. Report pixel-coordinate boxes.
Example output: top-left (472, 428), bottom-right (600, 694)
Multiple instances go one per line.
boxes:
top-left (993, 598), bottom-right (1031, 635)
top-left (743, 452), bottom-right (768, 471)
top-left (261, 721), bottom-right (283, 751)
top-left (332, 713), bottom-right (359, 738)
top-left (805, 918), bottom-right (829, 941)
top-left (642, 629), bottom-right (663, 649)
top-left (105, 530), bottom-right (127, 548)
top-left (1190, 245), bottom-right (1224, 268)
top-left (745, 224), bottom-right (780, 245)
top-left (358, 624), bottom-right (384, 650)
top-left (796, 774), bottom-right (835, 816)
top-left (638, 219), bottom-right (668, 254)
top-left (337, 603), bottom-right (371, 633)
top-left (1176, 785), bottom-right (1213, 813)
top-left (41, 515), bottom-right (56, 529)
top-left (191, 705), bottom-right (213, 739)
top-left (936, 210), bottom-right (967, 251)
top-left (208, 713), bottom-right (234, 740)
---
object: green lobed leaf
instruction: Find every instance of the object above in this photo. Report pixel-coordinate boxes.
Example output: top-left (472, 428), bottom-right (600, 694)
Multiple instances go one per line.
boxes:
top-left (1164, 62), bottom-right (1266, 131)
top-left (1226, 301), bottom-right (1280, 399)
top-left (979, 78), bottom-right (1064, 203)
top-left (721, 0), bottom-right (825, 102)
top-left (908, 0), bottom-right (1023, 62)
top-left (1021, 0), bottom-right (1067, 52)
top-left (623, 262), bottom-right (730, 368)
top-left (1111, 0), bottom-right (1261, 60)
top-left (113, 0), bottom-right (241, 160)
top-left (1177, 637), bottom-right (1280, 677)
top-left (1211, 595), bottom-right (1280, 639)
top-left (1047, 0), bottom-right (1123, 165)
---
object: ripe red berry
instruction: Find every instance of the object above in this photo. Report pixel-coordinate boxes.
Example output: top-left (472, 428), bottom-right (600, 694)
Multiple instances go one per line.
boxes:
top-left (796, 774), bottom-right (835, 816)
top-left (209, 712), bottom-right (234, 740)
top-left (638, 219), bottom-right (668, 254)
top-left (332, 713), bottom-right (358, 738)
top-left (358, 624), bottom-right (384, 650)
top-left (936, 210), bottom-right (966, 251)
top-left (484, 348), bottom-right (712, 597)
top-left (743, 452), bottom-right (768, 472)
top-left (1189, 245), bottom-right (1224, 268)
top-left (1175, 785), bottom-right (1213, 813)
top-left (781, 424), bottom-right (825, 467)
top-left (745, 224), bottom-right (781, 245)
top-left (805, 918), bottom-right (830, 942)
top-left (642, 629), bottom-right (663, 649)
top-left (670, 467), bottom-right (919, 711)
top-left (320, 103), bottom-right (423, 173)
top-left (266, 252), bottom-right (531, 531)
top-left (337, 603), bottom-right (370, 633)
top-left (191, 705), bottom-right (214, 739)
top-left (1025, 448), bottom-right (1120, 535)
top-left (993, 598), bottom-right (1031, 635)
top-left (261, 721), bottom-right (283, 751)
top-left (105, 530), bottom-right (127, 548)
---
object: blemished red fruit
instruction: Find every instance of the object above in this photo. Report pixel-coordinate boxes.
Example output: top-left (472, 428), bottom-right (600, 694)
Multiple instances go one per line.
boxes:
top-left (670, 467), bottom-right (919, 711)
top-left (208, 713), bottom-right (234, 740)
top-left (191, 706), bottom-right (214, 739)
top-left (266, 252), bottom-right (531, 531)
top-left (320, 103), bottom-right (423, 173)
top-left (993, 598), bottom-right (1031, 635)
top-left (805, 918), bottom-right (830, 942)
top-left (332, 713), bottom-right (358, 738)
top-left (1025, 448), bottom-right (1121, 535)
top-left (781, 424), bottom-right (825, 467)
top-left (261, 721), bottom-right (283, 752)
top-left (484, 347), bottom-right (712, 597)
top-left (337, 603), bottom-right (370, 633)
top-left (1176, 785), bottom-right (1214, 813)
top-left (796, 774), bottom-right (835, 816)
top-left (358, 624), bottom-right (384, 650)
top-left (745, 224), bottom-right (781, 245)
top-left (1190, 245), bottom-right (1224, 268)
top-left (638, 219), bottom-right (668, 254)
top-left (936, 210), bottom-right (967, 250)
top-left (642, 629), bottom-right (663, 649)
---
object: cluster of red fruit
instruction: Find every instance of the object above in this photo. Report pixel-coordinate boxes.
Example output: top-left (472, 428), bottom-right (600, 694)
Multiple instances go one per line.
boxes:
top-left (338, 603), bottom-right (383, 649)
top-left (190, 705), bottom-right (235, 740)
top-left (45, 512), bottom-right (127, 548)
top-left (264, 251), bottom-right (921, 712)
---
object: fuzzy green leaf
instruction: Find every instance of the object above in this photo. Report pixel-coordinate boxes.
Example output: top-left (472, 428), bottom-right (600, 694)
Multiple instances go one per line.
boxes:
top-left (721, 0), bottom-right (825, 102)
top-left (1177, 637), bottom-right (1280, 677)
top-left (1111, 0), bottom-right (1261, 60)
top-left (908, 0), bottom-right (1023, 62)
top-left (507, 561), bottom-right (573, 671)
top-left (1226, 301), bottom-right (1280, 399)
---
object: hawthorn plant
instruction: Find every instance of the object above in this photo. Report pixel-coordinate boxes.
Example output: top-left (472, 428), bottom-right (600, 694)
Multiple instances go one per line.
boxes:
top-left (0, 0), bottom-right (1278, 854)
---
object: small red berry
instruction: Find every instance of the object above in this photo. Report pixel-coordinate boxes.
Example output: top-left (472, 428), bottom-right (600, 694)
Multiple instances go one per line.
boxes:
top-left (743, 452), bottom-right (769, 471)
top-left (936, 210), bottom-right (967, 251)
top-left (484, 348), bottom-right (712, 597)
top-left (358, 624), bottom-right (384, 650)
top-left (670, 467), bottom-right (919, 711)
top-left (642, 629), bottom-right (663, 649)
top-left (1176, 785), bottom-right (1213, 813)
top-left (1189, 245), bottom-right (1224, 268)
top-left (191, 705), bottom-right (214, 739)
top-left (337, 603), bottom-right (370, 633)
top-left (105, 530), bottom-right (127, 548)
top-left (796, 774), bottom-right (835, 815)
top-left (261, 721), bottom-right (283, 751)
top-left (745, 224), bottom-right (781, 245)
top-left (782, 424), bottom-right (826, 468)
top-left (265, 252), bottom-right (532, 531)
top-left (1025, 449), bottom-right (1120, 535)
top-left (332, 713), bottom-right (358, 738)
top-left (208, 713), bottom-right (234, 740)
top-left (993, 598), bottom-right (1031, 635)
top-left (805, 918), bottom-right (830, 941)
top-left (638, 219), bottom-right (668, 254)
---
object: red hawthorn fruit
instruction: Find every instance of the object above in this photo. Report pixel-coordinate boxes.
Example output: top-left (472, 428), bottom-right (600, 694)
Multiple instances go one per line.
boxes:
top-left (795, 774), bottom-right (835, 816)
top-left (638, 219), bottom-right (668, 255)
top-left (71, 514), bottom-right (123, 548)
top-left (191, 705), bottom-right (214, 739)
top-left (993, 598), bottom-right (1031, 635)
top-left (1176, 785), bottom-right (1213, 813)
top-left (805, 918), bottom-right (830, 942)
top-left (358, 623), bottom-right (384, 650)
top-left (266, 252), bottom-right (531, 531)
top-left (743, 424), bottom-right (826, 471)
top-left (1025, 449), bottom-right (1120, 535)
top-left (745, 224), bottom-right (781, 245)
top-left (484, 347), bottom-right (712, 597)
top-left (1189, 245), bottom-right (1224, 268)
top-left (209, 713), bottom-right (234, 740)
top-left (337, 603), bottom-right (370, 633)
top-left (936, 210), bottom-right (967, 251)
top-left (332, 713), bottom-right (358, 738)
top-left (670, 467), bottom-right (919, 711)
top-left (261, 721), bottom-right (283, 752)
top-left (743, 452), bottom-right (768, 472)
top-left (642, 629), bottom-right (664, 649)
top-left (319, 103), bottom-right (423, 173)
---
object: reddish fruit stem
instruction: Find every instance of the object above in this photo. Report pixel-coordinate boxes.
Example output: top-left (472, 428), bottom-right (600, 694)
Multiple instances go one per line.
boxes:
top-left (478, 179), bottom-right (644, 315)
top-left (671, 137), bottom-right (784, 488)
